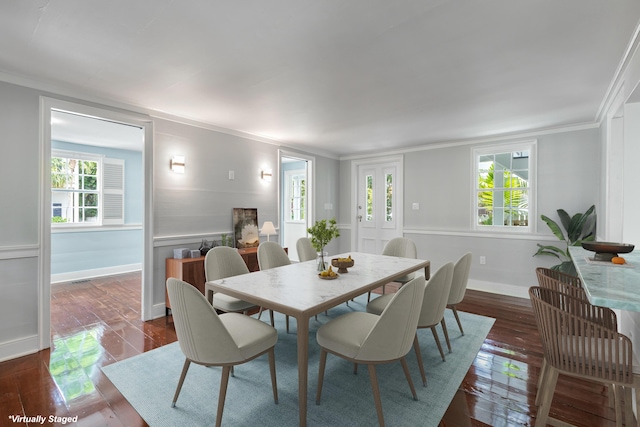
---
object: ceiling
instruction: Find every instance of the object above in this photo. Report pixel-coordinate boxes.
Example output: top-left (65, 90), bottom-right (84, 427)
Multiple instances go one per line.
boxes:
top-left (2, 1), bottom-right (640, 157)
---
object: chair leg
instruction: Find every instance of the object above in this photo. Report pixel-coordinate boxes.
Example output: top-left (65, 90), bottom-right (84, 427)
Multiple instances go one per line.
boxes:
top-left (367, 364), bottom-right (386, 427)
top-left (614, 385), bottom-right (624, 427)
top-left (286, 315), bottom-right (290, 333)
top-left (257, 306), bottom-right (264, 320)
top-left (400, 357), bottom-right (418, 401)
top-left (413, 334), bottom-right (427, 387)
top-left (607, 384), bottom-right (614, 409)
top-left (268, 348), bottom-right (278, 404)
top-left (440, 318), bottom-right (452, 353)
top-left (624, 386), bottom-right (633, 427)
top-left (430, 326), bottom-right (446, 362)
top-left (534, 366), bottom-right (558, 427)
top-left (316, 349), bottom-right (328, 404)
top-left (215, 366), bottom-right (232, 427)
top-left (634, 376), bottom-right (640, 427)
top-left (171, 358), bottom-right (191, 407)
top-left (535, 358), bottom-right (549, 406)
top-left (451, 305), bottom-right (464, 335)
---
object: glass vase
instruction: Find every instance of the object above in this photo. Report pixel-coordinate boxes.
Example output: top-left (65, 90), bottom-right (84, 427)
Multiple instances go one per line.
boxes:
top-left (317, 251), bottom-right (328, 271)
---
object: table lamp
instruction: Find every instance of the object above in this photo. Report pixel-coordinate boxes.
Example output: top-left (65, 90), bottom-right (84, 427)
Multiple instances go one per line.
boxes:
top-left (260, 221), bottom-right (276, 242)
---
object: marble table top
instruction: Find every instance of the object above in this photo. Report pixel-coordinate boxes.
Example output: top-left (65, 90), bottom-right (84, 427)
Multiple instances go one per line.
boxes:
top-left (206, 251), bottom-right (430, 318)
top-left (569, 245), bottom-right (640, 311)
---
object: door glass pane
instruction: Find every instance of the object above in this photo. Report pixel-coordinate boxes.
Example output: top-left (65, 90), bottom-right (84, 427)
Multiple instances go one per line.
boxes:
top-left (366, 175), bottom-right (373, 221)
top-left (385, 173), bottom-right (393, 222)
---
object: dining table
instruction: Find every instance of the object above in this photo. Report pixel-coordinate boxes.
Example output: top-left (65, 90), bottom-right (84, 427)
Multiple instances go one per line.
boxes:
top-left (205, 251), bottom-right (430, 427)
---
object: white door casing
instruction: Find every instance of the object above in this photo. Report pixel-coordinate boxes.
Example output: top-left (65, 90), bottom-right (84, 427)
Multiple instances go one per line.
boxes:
top-left (352, 156), bottom-right (403, 253)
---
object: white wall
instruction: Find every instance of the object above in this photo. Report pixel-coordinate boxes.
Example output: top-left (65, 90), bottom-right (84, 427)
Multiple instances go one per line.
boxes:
top-left (0, 82), bottom-right (41, 360)
top-left (0, 79), bottom-right (340, 361)
top-left (339, 127), bottom-right (601, 298)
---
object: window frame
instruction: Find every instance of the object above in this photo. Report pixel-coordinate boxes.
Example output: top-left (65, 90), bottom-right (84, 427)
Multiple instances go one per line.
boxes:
top-left (51, 149), bottom-right (126, 228)
top-left (472, 140), bottom-right (537, 233)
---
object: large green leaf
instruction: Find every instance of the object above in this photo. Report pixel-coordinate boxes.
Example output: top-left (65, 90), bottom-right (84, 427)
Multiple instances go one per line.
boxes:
top-left (557, 209), bottom-right (571, 234)
top-left (540, 216), bottom-right (565, 241)
top-left (535, 205), bottom-right (596, 264)
top-left (534, 244), bottom-right (566, 260)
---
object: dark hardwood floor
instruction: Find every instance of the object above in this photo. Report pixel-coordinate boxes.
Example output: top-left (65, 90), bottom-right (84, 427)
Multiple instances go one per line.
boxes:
top-left (0, 272), bottom-right (618, 426)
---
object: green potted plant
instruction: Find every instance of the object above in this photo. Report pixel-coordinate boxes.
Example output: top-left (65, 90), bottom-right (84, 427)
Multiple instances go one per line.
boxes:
top-left (307, 218), bottom-right (340, 270)
top-left (533, 205), bottom-right (596, 275)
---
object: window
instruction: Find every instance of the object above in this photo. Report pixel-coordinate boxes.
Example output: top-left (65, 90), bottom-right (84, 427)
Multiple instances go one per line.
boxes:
top-left (51, 150), bottom-right (124, 226)
top-left (286, 171), bottom-right (306, 221)
top-left (473, 141), bottom-right (536, 231)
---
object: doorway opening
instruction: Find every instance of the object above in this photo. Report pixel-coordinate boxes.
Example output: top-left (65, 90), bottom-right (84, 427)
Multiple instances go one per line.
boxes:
top-left (40, 98), bottom-right (154, 350)
top-left (279, 150), bottom-right (314, 261)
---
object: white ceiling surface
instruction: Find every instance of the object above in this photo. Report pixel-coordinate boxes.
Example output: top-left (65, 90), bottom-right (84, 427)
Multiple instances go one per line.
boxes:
top-left (51, 111), bottom-right (143, 152)
top-left (2, 1), bottom-right (640, 157)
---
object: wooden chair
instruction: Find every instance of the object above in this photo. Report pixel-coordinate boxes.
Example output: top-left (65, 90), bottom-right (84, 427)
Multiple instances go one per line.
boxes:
top-left (534, 267), bottom-right (617, 407)
top-left (535, 267), bottom-right (585, 299)
top-left (529, 286), bottom-right (638, 427)
top-left (166, 278), bottom-right (278, 427)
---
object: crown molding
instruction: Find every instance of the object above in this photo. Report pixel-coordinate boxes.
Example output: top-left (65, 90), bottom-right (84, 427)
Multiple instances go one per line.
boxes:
top-left (595, 19), bottom-right (640, 122)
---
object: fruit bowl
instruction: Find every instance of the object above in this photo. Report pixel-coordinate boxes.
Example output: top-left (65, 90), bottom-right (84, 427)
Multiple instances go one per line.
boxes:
top-left (331, 257), bottom-right (355, 273)
top-left (581, 242), bottom-right (635, 261)
top-left (318, 272), bottom-right (339, 280)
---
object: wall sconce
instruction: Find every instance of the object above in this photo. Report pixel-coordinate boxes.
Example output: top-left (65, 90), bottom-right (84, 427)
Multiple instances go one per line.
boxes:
top-left (170, 156), bottom-right (185, 173)
top-left (261, 168), bottom-right (272, 182)
top-left (260, 221), bottom-right (276, 241)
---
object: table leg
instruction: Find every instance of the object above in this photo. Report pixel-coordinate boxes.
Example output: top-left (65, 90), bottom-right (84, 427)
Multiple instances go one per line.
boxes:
top-left (297, 315), bottom-right (310, 427)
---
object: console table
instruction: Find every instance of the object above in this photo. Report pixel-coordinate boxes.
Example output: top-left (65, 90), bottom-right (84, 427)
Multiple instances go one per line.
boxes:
top-left (165, 246), bottom-right (284, 314)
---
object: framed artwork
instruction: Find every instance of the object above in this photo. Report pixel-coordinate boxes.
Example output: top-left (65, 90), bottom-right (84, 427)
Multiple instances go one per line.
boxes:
top-left (233, 208), bottom-right (259, 248)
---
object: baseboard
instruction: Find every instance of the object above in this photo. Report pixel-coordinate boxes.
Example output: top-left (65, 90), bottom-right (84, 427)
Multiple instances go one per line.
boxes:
top-left (467, 279), bottom-right (530, 300)
top-left (0, 335), bottom-right (39, 363)
top-left (51, 263), bottom-right (142, 284)
top-left (152, 303), bottom-right (167, 320)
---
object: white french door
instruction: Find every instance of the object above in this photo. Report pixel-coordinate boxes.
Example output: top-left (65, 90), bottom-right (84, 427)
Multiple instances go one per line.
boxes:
top-left (354, 156), bottom-right (403, 253)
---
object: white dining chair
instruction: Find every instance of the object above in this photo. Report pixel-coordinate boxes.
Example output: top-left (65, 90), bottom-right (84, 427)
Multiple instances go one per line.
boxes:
top-left (205, 246), bottom-right (274, 326)
top-left (296, 237), bottom-right (317, 262)
top-left (166, 278), bottom-right (279, 427)
top-left (367, 237), bottom-right (418, 302)
top-left (257, 241), bottom-right (294, 332)
top-left (442, 252), bottom-right (472, 351)
top-left (367, 262), bottom-right (454, 386)
top-left (316, 276), bottom-right (426, 427)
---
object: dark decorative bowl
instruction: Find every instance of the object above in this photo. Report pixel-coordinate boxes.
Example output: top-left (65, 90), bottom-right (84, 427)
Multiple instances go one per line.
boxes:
top-left (331, 258), bottom-right (355, 273)
top-left (581, 242), bottom-right (635, 261)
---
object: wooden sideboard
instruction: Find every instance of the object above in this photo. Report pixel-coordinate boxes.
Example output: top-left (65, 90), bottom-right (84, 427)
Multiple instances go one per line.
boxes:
top-left (165, 247), bottom-right (286, 315)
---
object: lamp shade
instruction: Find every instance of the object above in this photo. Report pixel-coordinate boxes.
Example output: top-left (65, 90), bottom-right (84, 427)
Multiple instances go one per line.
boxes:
top-left (260, 221), bottom-right (276, 236)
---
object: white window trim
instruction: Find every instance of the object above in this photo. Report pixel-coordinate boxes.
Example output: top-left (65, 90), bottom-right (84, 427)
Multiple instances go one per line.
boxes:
top-left (51, 149), bottom-right (126, 227)
top-left (471, 140), bottom-right (537, 233)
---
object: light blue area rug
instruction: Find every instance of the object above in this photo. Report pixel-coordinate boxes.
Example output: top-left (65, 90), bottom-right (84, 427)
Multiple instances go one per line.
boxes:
top-left (102, 295), bottom-right (494, 427)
